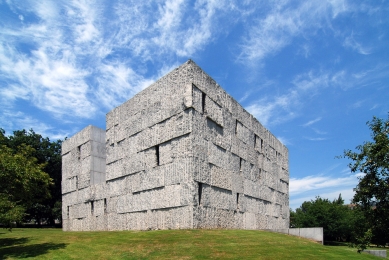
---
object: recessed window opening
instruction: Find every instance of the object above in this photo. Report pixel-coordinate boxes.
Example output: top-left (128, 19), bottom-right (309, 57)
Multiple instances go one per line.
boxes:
top-left (77, 145), bottom-right (81, 161)
top-left (156, 145), bottom-right (160, 166)
top-left (67, 206), bottom-right (70, 218)
top-left (104, 198), bottom-right (107, 213)
top-left (236, 193), bottom-right (240, 209)
top-left (198, 182), bottom-right (203, 205)
top-left (235, 120), bottom-right (238, 135)
top-left (202, 92), bottom-right (206, 114)
top-left (91, 201), bottom-right (94, 215)
top-left (239, 158), bottom-right (243, 172)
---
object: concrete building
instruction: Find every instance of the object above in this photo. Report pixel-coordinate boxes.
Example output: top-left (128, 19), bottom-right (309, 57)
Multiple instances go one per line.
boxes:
top-left (61, 60), bottom-right (289, 231)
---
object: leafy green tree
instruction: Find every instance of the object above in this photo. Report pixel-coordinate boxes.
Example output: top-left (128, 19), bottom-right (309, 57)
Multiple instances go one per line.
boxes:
top-left (342, 114), bottom-right (389, 246)
top-left (0, 140), bottom-right (52, 229)
top-left (0, 129), bottom-right (62, 226)
top-left (291, 195), bottom-right (354, 241)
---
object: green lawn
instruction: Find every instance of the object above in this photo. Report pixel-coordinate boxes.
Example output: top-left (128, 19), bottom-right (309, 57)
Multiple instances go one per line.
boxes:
top-left (0, 228), bottom-right (386, 259)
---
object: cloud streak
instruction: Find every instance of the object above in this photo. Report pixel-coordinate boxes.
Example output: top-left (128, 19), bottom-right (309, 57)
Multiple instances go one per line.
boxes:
top-left (289, 171), bottom-right (363, 209)
top-left (238, 1), bottom-right (349, 63)
top-left (302, 117), bottom-right (322, 127)
top-left (0, 0), bottom-right (240, 125)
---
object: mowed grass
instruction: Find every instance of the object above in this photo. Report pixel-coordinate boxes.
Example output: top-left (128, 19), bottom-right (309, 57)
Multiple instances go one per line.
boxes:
top-left (0, 228), bottom-right (386, 259)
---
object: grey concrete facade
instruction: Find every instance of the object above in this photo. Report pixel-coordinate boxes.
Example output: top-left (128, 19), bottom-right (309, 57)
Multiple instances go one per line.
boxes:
top-left (61, 60), bottom-right (289, 231)
top-left (271, 228), bottom-right (324, 244)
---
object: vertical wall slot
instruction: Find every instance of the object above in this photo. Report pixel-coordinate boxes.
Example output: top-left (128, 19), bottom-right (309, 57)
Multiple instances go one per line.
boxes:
top-left (77, 145), bottom-right (81, 161)
top-left (104, 198), bottom-right (107, 213)
top-left (236, 193), bottom-right (240, 209)
top-left (202, 92), bottom-right (206, 114)
top-left (91, 201), bottom-right (94, 215)
top-left (239, 158), bottom-right (243, 172)
top-left (235, 120), bottom-right (238, 135)
top-left (67, 206), bottom-right (70, 219)
top-left (198, 182), bottom-right (203, 205)
top-left (156, 145), bottom-right (160, 166)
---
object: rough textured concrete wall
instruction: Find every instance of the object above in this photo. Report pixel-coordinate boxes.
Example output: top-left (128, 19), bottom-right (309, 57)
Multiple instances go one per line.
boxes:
top-left (62, 60), bottom-right (289, 231)
top-left (61, 125), bottom-right (107, 231)
top-left (187, 72), bottom-right (289, 229)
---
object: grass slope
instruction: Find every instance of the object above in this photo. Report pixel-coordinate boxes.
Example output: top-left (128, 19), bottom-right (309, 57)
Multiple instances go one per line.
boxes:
top-left (0, 229), bottom-right (386, 259)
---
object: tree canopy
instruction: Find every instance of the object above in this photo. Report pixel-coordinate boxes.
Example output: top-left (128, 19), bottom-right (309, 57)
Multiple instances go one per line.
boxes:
top-left (0, 128), bottom-right (62, 227)
top-left (290, 194), bottom-right (356, 241)
top-left (0, 138), bottom-right (52, 228)
top-left (342, 114), bottom-right (389, 246)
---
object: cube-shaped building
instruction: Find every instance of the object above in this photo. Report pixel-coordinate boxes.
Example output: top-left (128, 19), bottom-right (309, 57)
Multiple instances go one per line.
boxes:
top-left (61, 60), bottom-right (289, 231)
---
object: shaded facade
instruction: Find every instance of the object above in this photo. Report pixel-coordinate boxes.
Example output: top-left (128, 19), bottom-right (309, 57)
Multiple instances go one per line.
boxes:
top-left (61, 60), bottom-right (289, 231)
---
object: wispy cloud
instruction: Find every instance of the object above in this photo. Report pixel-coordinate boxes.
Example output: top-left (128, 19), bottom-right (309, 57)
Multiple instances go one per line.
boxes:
top-left (289, 170), bottom-right (366, 209)
top-left (245, 71), bottom-right (330, 126)
top-left (246, 93), bottom-right (298, 126)
top-left (304, 137), bottom-right (327, 141)
top-left (312, 128), bottom-right (327, 135)
top-left (0, 110), bottom-right (71, 140)
top-left (302, 117), bottom-right (322, 127)
top-left (0, 0), bottom-right (239, 125)
top-left (290, 172), bottom-right (360, 195)
top-left (238, 1), bottom-right (349, 63)
top-left (277, 136), bottom-right (292, 146)
top-left (343, 33), bottom-right (372, 55)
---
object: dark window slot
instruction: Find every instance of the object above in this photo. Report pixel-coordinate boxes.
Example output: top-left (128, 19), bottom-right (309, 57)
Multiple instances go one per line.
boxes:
top-left (77, 145), bottom-right (81, 161)
top-left (198, 182), bottom-right (203, 205)
top-left (104, 198), bottom-right (107, 213)
top-left (237, 193), bottom-right (240, 209)
top-left (202, 92), bottom-right (206, 113)
top-left (67, 206), bottom-right (70, 218)
top-left (156, 145), bottom-right (160, 166)
top-left (239, 158), bottom-right (243, 172)
top-left (91, 201), bottom-right (94, 215)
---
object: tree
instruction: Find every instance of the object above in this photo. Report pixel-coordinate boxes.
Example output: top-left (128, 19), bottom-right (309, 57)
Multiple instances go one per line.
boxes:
top-left (342, 114), bottom-right (389, 246)
top-left (0, 140), bottom-right (52, 229)
top-left (290, 195), bottom-right (354, 241)
top-left (0, 129), bottom-right (62, 226)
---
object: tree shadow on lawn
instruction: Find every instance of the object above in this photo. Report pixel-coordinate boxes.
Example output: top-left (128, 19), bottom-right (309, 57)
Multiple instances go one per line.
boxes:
top-left (0, 237), bottom-right (67, 258)
top-left (325, 241), bottom-right (349, 246)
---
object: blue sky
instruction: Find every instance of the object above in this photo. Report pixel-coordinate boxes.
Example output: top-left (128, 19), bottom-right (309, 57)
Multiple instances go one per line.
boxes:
top-left (1, 0), bottom-right (388, 209)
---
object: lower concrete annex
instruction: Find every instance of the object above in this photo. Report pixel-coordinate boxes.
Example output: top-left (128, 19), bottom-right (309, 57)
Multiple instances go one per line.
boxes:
top-left (61, 60), bottom-right (289, 231)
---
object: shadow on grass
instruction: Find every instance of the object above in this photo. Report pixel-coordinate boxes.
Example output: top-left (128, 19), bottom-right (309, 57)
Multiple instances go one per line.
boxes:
top-left (0, 237), bottom-right (67, 258)
top-left (325, 241), bottom-right (349, 246)
top-left (0, 237), bottom-right (30, 247)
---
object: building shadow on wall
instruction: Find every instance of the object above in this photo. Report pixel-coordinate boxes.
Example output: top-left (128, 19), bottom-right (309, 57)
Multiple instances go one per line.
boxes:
top-left (0, 236), bottom-right (67, 258)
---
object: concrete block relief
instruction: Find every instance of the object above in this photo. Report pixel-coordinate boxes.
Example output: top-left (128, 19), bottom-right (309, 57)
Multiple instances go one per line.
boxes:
top-left (62, 60), bottom-right (289, 231)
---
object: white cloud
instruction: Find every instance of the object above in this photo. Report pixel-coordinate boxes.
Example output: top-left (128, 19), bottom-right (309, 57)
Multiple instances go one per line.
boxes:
top-left (312, 128), bottom-right (327, 135)
top-left (238, 1), bottom-right (349, 63)
top-left (0, 110), bottom-right (70, 140)
top-left (289, 170), bottom-right (363, 209)
top-left (290, 173), bottom-right (360, 195)
top-left (245, 93), bottom-right (298, 126)
top-left (290, 188), bottom-right (355, 209)
top-left (302, 117), bottom-right (322, 127)
top-left (277, 136), bottom-right (292, 146)
top-left (304, 137), bottom-right (327, 141)
top-left (343, 33), bottom-right (372, 55)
